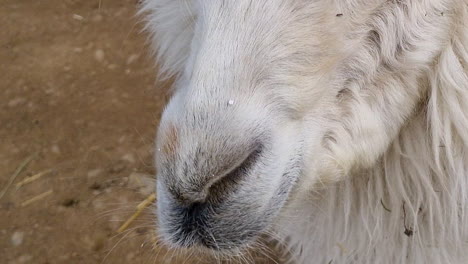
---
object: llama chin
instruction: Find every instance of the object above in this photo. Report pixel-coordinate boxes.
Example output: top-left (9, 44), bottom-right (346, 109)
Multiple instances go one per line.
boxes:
top-left (140, 0), bottom-right (468, 263)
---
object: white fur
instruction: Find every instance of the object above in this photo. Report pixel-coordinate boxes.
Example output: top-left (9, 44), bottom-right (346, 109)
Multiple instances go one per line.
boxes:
top-left (141, 0), bottom-right (468, 263)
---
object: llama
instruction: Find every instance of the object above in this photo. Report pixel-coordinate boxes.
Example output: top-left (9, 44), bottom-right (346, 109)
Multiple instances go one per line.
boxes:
top-left (140, 0), bottom-right (468, 263)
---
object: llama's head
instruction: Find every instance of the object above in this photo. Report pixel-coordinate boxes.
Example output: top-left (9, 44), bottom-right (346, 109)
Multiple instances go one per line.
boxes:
top-left (148, 0), bottom-right (454, 253)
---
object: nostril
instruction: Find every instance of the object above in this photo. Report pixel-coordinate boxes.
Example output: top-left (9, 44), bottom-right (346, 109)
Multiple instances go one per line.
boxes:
top-left (224, 144), bottom-right (263, 179)
top-left (182, 202), bottom-right (207, 232)
top-left (168, 144), bottom-right (264, 205)
top-left (206, 144), bottom-right (264, 201)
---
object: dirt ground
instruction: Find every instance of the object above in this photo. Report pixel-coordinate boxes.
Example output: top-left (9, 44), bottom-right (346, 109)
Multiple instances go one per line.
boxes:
top-left (0, 1), bottom-right (281, 263)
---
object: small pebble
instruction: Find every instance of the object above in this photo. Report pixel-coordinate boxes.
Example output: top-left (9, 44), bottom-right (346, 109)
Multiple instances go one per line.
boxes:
top-left (51, 144), bottom-right (60, 154)
top-left (44, 88), bottom-right (55, 95)
top-left (8, 98), bottom-right (26, 107)
top-left (72, 14), bottom-right (84, 21)
top-left (11, 231), bottom-right (24, 246)
top-left (126, 54), bottom-right (140, 65)
top-left (94, 49), bottom-right (105, 62)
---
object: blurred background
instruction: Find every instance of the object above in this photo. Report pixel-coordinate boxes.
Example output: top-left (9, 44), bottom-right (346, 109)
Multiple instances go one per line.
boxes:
top-left (0, 1), bottom-right (281, 263)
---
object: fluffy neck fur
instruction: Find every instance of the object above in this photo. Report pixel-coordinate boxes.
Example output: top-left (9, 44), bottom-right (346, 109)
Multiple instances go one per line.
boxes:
top-left (277, 16), bottom-right (468, 263)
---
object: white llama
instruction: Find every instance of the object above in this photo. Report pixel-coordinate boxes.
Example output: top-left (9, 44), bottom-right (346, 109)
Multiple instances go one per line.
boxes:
top-left (140, 0), bottom-right (468, 263)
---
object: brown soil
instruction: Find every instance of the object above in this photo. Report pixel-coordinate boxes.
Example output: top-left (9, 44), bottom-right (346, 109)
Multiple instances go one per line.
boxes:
top-left (0, 1), bottom-right (281, 263)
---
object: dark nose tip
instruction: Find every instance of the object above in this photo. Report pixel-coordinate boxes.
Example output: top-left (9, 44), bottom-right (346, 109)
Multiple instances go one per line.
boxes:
top-left (172, 201), bottom-right (220, 249)
top-left (180, 202), bottom-right (207, 233)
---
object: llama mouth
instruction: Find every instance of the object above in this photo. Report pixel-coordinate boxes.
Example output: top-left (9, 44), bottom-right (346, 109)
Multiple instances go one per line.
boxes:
top-left (170, 202), bottom-right (214, 248)
top-left (166, 200), bottom-right (262, 251)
